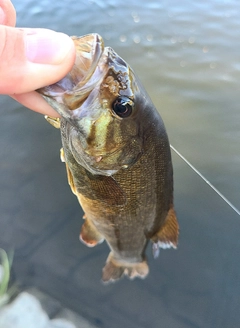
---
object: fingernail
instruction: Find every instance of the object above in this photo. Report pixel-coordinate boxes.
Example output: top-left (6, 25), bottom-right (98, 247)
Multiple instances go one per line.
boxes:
top-left (25, 29), bottom-right (74, 64)
top-left (0, 7), bottom-right (6, 24)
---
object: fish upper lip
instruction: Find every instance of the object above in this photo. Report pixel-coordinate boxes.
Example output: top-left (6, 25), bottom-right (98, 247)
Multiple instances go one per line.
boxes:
top-left (70, 34), bottom-right (105, 90)
top-left (38, 34), bottom-right (105, 98)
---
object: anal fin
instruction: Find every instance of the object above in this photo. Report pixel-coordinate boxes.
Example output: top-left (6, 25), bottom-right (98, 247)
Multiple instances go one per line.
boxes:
top-left (151, 207), bottom-right (179, 258)
top-left (102, 252), bottom-right (149, 283)
top-left (80, 217), bottom-right (104, 247)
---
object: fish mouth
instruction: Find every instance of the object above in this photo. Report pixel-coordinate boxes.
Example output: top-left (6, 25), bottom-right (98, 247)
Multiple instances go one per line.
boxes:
top-left (38, 33), bottom-right (106, 116)
top-left (69, 34), bottom-right (105, 91)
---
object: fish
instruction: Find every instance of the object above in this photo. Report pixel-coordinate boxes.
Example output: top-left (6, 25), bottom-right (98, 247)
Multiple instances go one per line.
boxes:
top-left (37, 33), bottom-right (179, 283)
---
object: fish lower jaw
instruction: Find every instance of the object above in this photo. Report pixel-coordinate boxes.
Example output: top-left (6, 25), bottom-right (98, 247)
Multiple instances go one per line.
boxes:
top-left (76, 155), bottom-right (118, 176)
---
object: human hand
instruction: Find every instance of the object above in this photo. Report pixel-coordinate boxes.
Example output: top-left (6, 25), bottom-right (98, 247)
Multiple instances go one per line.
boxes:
top-left (0, 0), bottom-right (76, 117)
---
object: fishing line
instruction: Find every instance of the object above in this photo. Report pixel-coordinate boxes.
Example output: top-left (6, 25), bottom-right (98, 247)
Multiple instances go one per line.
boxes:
top-left (170, 145), bottom-right (240, 216)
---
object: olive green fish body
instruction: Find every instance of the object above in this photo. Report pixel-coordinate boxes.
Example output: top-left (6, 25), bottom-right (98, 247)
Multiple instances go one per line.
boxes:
top-left (38, 34), bottom-right (178, 282)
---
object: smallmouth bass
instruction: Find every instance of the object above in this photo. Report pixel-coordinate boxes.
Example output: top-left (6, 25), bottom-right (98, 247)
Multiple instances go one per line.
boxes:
top-left (38, 34), bottom-right (179, 282)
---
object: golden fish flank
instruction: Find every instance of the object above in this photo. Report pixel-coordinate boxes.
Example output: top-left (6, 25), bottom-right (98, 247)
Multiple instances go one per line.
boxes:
top-left (38, 33), bottom-right (179, 282)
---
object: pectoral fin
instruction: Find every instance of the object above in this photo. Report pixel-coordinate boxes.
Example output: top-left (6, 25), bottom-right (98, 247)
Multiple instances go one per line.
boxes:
top-left (62, 151), bottom-right (127, 206)
top-left (86, 173), bottom-right (127, 206)
top-left (151, 207), bottom-right (179, 258)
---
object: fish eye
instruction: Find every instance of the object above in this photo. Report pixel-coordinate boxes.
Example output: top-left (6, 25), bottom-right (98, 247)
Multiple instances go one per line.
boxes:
top-left (112, 97), bottom-right (133, 118)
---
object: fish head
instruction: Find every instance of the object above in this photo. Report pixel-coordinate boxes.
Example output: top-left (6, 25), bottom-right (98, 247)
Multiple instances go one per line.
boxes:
top-left (38, 34), bottom-right (146, 176)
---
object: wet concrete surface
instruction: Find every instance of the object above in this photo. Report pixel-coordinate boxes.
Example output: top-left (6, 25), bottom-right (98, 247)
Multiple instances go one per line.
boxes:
top-left (0, 98), bottom-right (240, 328)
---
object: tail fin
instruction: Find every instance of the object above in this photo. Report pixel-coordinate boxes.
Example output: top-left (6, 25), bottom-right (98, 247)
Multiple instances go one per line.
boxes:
top-left (102, 252), bottom-right (149, 283)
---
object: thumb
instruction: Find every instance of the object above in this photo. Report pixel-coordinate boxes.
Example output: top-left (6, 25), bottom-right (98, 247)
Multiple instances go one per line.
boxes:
top-left (0, 0), bottom-right (16, 26)
top-left (0, 26), bottom-right (75, 94)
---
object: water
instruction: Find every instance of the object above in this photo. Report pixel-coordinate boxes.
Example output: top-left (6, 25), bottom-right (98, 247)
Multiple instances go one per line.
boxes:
top-left (0, 1), bottom-right (240, 327)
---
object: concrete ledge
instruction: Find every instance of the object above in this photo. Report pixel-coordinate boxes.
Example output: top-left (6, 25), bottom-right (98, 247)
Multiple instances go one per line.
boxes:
top-left (0, 288), bottom-right (97, 328)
